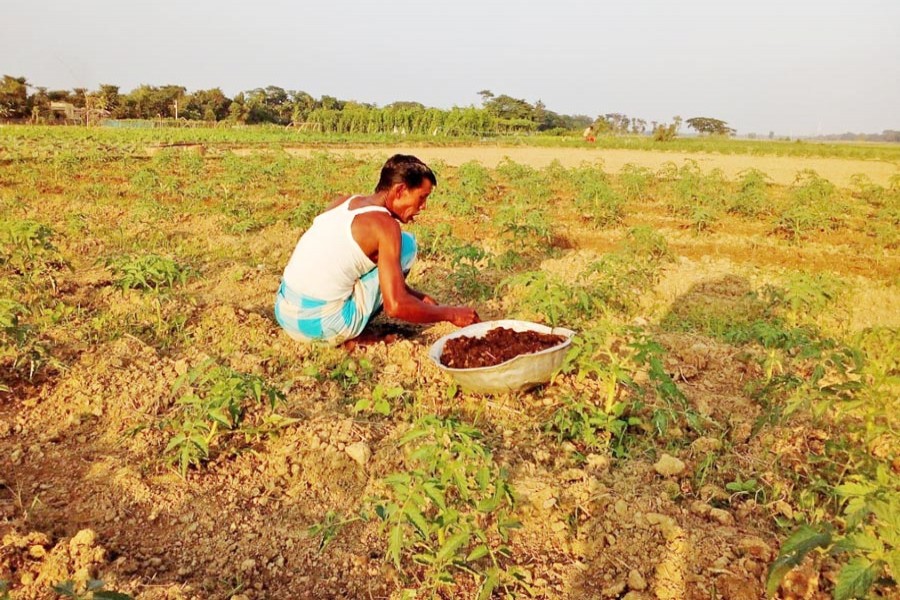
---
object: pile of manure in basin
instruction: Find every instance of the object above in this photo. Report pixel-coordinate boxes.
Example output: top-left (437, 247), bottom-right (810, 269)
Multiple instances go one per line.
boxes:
top-left (440, 327), bottom-right (566, 369)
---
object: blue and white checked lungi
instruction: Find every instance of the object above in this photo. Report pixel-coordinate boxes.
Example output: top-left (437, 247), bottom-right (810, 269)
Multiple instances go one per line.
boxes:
top-left (274, 232), bottom-right (417, 345)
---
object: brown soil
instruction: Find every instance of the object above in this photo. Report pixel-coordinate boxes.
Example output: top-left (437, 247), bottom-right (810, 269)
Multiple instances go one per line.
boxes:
top-left (3, 143), bottom-right (896, 600)
top-left (440, 327), bottom-right (566, 368)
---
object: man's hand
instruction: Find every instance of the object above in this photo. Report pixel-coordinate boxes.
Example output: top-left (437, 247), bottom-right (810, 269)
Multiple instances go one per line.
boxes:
top-left (449, 307), bottom-right (480, 327)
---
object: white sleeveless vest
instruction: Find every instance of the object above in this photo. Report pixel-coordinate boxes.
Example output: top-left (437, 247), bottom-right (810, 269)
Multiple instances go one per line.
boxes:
top-left (282, 196), bottom-right (390, 303)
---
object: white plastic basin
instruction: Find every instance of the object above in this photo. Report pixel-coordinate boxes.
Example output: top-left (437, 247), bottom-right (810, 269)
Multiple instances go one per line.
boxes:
top-left (428, 320), bottom-right (576, 394)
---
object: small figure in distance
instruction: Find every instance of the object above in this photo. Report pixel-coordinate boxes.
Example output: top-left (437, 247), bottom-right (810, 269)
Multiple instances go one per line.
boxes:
top-left (274, 154), bottom-right (480, 347)
top-left (583, 124), bottom-right (596, 143)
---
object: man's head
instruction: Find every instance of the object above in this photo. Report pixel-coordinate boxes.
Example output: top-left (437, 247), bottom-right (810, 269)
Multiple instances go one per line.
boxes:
top-left (375, 154), bottom-right (436, 193)
top-left (377, 155), bottom-right (436, 223)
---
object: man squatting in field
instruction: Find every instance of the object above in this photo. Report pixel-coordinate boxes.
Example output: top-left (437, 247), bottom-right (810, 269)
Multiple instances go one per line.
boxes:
top-left (274, 154), bottom-right (481, 346)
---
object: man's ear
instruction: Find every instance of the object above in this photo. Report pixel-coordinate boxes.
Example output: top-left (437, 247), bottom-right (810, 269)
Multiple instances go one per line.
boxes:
top-left (389, 182), bottom-right (407, 199)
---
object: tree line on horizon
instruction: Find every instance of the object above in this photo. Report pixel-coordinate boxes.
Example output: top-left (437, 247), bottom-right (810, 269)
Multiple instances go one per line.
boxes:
top-left (0, 76), bottom-right (597, 135)
top-left (9, 74), bottom-right (895, 141)
top-left (0, 75), bottom-right (717, 138)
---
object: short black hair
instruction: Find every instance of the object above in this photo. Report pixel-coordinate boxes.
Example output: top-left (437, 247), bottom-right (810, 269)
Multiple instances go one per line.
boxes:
top-left (375, 154), bottom-right (437, 192)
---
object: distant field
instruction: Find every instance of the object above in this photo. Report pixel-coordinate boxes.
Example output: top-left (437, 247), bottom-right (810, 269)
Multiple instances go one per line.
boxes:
top-left (280, 145), bottom-right (900, 187)
top-left (1, 127), bottom-right (898, 600)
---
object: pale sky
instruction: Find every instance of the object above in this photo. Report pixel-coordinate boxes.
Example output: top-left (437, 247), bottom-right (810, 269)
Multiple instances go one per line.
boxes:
top-left (3, 0), bottom-right (898, 135)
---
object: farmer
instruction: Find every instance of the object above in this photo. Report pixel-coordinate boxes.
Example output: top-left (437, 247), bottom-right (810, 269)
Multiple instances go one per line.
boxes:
top-left (274, 154), bottom-right (480, 346)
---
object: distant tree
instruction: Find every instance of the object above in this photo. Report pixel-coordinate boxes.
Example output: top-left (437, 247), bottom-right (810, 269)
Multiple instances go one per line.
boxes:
top-left (385, 101), bottom-right (425, 110)
top-left (319, 95), bottom-right (343, 111)
top-left (686, 116), bottom-right (735, 136)
top-left (566, 114), bottom-right (594, 129)
top-left (31, 86), bottom-right (49, 117)
top-left (228, 92), bottom-right (250, 123)
top-left (0, 75), bottom-right (30, 119)
top-left (532, 99), bottom-right (547, 128)
top-left (183, 88), bottom-right (230, 121)
top-left (120, 84), bottom-right (185, 118)
top-left (97, 84), bottom-right (121, 116)
top-left (631, 118), bottom-right (647, 134)
top-left (47, 89), bottom-right (73, 103)
top-left (652, 122), bottom-right (678, 142)
top-left (483, 94), bottom-right (534, 121)
top-left (72, 87), bottom-right (87, 108)
top-left (289, 91), bottom-right (317, 123)
top-left (596, 113), bottom-right (630, 135)
top-left (243, 87), bottom-right (286, 124)
top-left (477, 90), bottom-right (494, 105)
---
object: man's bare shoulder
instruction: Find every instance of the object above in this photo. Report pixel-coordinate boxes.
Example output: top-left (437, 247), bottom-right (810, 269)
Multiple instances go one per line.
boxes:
top-left (354, 210), bottom-right (400, 236)
top-left (324, 194), bottom-right (352, 211)
top-left (351, 210), bottom-right (400, 258)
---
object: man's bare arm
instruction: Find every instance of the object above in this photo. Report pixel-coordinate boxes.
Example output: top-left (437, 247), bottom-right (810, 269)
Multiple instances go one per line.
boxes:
top-left (367, 216), bottom-right (477, 325)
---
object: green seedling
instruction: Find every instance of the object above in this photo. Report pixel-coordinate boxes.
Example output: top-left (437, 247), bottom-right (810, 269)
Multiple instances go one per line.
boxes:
top-left (368, 416), bottom-right (528, 597)
top-left (308, 510), bottom-right (364, 552)
top-left (0, 298), bottom-right (51, 381)
top-left (767, 466), bottom-right (899, 600)
top-left (547, 396), bottom-right (640, 458)
top-left (164, 359), bottom-right (285, 476)
top-left (106, 254), bottom-right (191, 291)
top-left (354, 384), bottom-right (406, 417)
top-left (53, 579), bottom-right (133, 600)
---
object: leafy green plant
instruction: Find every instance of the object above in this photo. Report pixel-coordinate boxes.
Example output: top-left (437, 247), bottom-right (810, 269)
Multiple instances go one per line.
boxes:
top-left (617, 163), bottom-right (655, 202)
top-left (561, 164), bottom-right (624, 229)
top-left (0, 298), bottom-right (51, 381)
top-left (164, 359), bottom-right (285, 475)
top-left (0, 219), bottom-right (67, 287)
top-left (354, 384), bottom-right (407, 417)
top-left (493, 197), bottom-right (554, 255)
top-left (106, 254), bottom-right (191, 291)
top-left (498, 270), bottom-right (596, 328)
top-left (629, 332), bottom-right (703, 436)
top-left (766, 466), bottom-right (899, 600)
top-left (53, 579), bottom-right (133, 600)
top-left (725, 476), bottom-right (766, 503)
top-left (547, 396), bottom-right (640, 458)
top-left (446, 243), bottom-right (493, 302)
top-left (371, 416), bottom-right (529, 597)
top-left (439, 190), bottom-right (478, 217)
top-left (308, 510), bottom-right (364, 551)
top-left (728, 168), bottom-right (771, 217)
top-left (579, 227), bottom-right (673, 317)
top-left (848, 173), bottom-right (885, 206)
top-left (762, 272), bottom-right (845, 328)
top-left (559, 325), bottom-right (634, 406)
top-left (665, 162), bottom-right (727, 232)
top-left (329, 355), bottom-right (374, 390)
top-left (774, 170), bottom-right (847, 241)
top-left (456, 160), bottom-right (493, 199)
top-left (411, 222), bottom-right (455, 259)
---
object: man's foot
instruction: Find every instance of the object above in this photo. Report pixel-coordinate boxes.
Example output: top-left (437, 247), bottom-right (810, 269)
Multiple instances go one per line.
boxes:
top-left (342, 332), bottom-right (399, 352)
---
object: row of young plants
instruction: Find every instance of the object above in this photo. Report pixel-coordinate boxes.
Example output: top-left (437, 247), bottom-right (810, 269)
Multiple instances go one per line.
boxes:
top-left (5, 124), bottom-right (900, 160)
top-left (303, 226), bottom-right (709, 596)
top-left (7, 137), bottom-right (898, 257)
top-left (659, 268), bottom-right (898, 598)
top-left (2, 135), bottom-right (897, 597)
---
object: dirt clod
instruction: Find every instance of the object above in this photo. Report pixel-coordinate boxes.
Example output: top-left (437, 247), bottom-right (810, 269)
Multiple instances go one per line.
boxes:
top-left (654, 454), bottom-right (686, 477)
